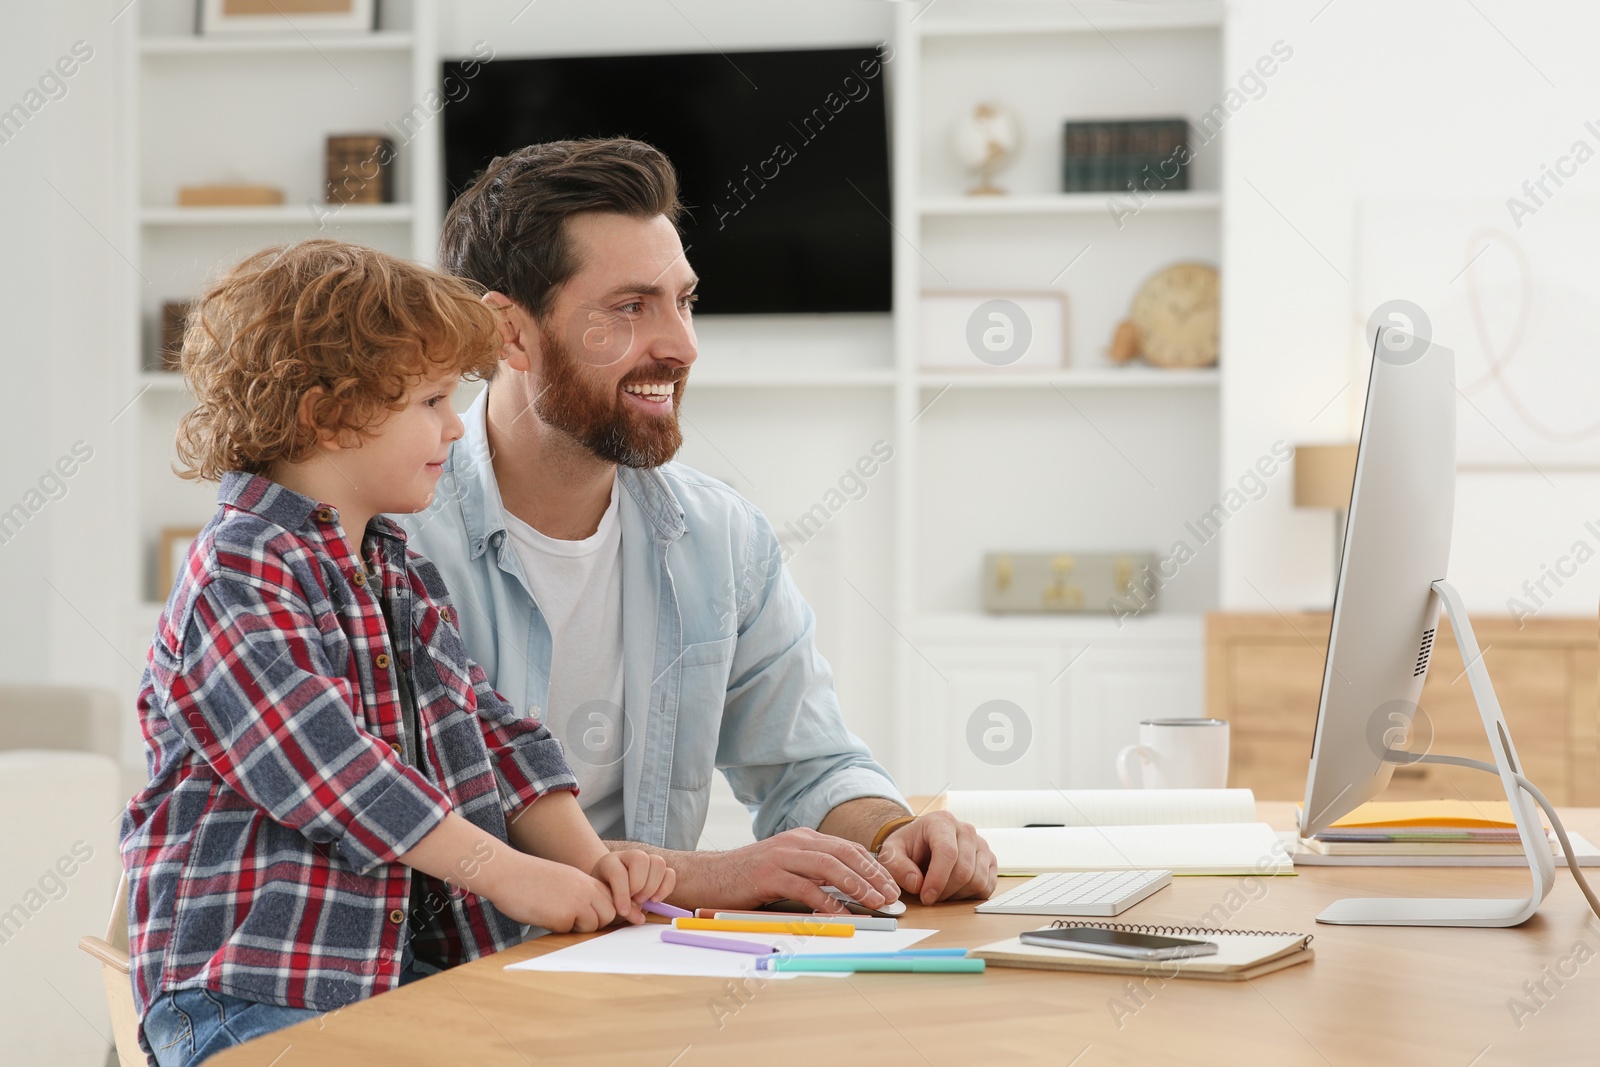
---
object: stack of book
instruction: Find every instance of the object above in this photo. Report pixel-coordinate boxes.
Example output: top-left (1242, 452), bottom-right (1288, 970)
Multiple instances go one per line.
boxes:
top-left (1292, 800), bottom-right (1599, 867)
top-left (1061, 118), bottom-right (1190, 194)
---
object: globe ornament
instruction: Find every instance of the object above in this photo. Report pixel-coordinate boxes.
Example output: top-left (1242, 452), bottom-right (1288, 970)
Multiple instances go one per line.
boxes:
top-left (951, 101), bottom-right (1022, 197)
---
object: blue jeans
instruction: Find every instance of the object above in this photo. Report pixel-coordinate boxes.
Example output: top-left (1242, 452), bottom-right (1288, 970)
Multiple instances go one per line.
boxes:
top-left (145, 943), bottom-right (442, 1067)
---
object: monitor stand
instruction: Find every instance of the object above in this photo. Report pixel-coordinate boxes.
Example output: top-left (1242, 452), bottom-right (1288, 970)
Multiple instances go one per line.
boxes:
top-left (1315, 579), bottom-right (1557, 927)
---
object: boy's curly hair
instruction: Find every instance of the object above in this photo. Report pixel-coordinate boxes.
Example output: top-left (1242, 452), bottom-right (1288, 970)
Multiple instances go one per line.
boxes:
top-left (175, 239), bottom-right (500, 482)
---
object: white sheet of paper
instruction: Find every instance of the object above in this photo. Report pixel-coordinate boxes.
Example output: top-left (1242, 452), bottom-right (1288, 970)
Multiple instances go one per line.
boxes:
top-left (505, 923), bottom-right (937, 979)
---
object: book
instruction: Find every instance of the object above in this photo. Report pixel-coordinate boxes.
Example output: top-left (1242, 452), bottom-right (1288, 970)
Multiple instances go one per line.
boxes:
top-left (1061, 117), bottom-right (1190, 194)
top-left (939, 790), bottom-right (1291, 876)
top-left (1292, 799), bottom-right (1580, 861)
top-left (1314, 800), bottom-right (1545, 830)
top-left (1301, 835), bottom-right (1538, 857)
top-left (971, 921), bottom-right (1313, 981)
top-left (1283, 829), bottom-right (1600, 867)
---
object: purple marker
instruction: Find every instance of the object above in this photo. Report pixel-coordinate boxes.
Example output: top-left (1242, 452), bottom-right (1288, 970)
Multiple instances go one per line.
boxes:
top-left (660, 929), bottom-right (777, 956)
top-left (640, 900), bottom-right (693, 919)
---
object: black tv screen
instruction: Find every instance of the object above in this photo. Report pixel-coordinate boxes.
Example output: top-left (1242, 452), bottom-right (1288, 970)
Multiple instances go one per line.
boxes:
top-left (442, 47), bottom-right (892, 315)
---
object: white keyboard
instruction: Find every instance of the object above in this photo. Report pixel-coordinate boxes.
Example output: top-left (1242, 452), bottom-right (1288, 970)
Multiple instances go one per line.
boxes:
top-left (975, 869), bottom-right (1172, 917)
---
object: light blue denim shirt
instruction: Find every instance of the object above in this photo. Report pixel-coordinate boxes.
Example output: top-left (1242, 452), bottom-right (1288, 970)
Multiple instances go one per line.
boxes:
top-left (395, 388), bottom-right (905, 850)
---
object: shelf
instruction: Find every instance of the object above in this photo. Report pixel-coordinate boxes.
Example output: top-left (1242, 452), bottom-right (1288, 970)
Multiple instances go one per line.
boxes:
top-left (140, 204), bottom-right (414, 227)
top-left (920, 191), bottom-right (1220, 217)
top-left (914, 3), bottom-right (1221, 37)
top-left (689, 370), bottom-right (896, 389)
top-left (916, 369), bottom-right (1218, 390)
top-left (140, 32), bottom-right (414, 56)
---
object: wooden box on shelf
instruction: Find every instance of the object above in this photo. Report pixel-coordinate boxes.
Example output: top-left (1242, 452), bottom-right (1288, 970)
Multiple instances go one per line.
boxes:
top-left (176, 185), bottom-right (284, 207)
top-left (1205, 612), bottom-right (1598, 804)
top-left (325, 134), bottom-right (395, 205)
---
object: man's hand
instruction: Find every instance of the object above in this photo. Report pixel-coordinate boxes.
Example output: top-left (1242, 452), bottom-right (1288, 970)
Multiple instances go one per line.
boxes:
top-left (698, 828), bottom-right (901, 914)
top-left (592, 850), bottom-right (675, 924)
top-left (874, 811), bottom-right (997, 905)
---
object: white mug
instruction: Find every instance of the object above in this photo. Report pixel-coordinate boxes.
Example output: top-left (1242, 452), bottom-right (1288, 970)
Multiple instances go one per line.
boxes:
top-left (1117, 718), bottom-right (1230, 789)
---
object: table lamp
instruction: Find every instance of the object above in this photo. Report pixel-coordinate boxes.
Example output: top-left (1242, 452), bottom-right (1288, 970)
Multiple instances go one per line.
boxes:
top-left (1293, 443), bottom-right (1358, 595)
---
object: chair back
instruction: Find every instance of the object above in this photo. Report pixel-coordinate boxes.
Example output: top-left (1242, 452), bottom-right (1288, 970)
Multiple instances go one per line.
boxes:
top-left (77, 872), bottom-right (142, 1067)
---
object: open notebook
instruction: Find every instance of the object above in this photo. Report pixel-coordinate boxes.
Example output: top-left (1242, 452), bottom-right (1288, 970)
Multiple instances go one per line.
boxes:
top-left (971, 921), bottom-right (1313, 981)
top-left (941, 789), bottom-right (1292, 876)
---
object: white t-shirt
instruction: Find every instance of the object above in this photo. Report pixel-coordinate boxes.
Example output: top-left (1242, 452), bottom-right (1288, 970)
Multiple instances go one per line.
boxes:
top-left (502, 477), bottom-right (627, 840)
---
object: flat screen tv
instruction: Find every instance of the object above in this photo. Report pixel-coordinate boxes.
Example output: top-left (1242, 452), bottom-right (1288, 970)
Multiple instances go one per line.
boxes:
top-left (441, 47), bottom-right (893, 316)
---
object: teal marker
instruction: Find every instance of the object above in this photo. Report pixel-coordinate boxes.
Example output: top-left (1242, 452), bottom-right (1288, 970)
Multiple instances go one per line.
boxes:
top-left (773, 949), bottom-right (971, 960)
top-left (758, 957), bottom-right (985, 973)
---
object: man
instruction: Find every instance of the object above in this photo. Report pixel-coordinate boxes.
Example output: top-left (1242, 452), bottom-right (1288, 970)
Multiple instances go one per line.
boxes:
top-left (403, 137), bottom-right (995, 913)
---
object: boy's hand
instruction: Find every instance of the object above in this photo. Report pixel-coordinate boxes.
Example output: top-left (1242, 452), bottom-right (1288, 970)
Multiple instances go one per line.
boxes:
top-left (490, 857), bottom-right (618, 933)
top-left (592, 850), bottom-right (676, 924)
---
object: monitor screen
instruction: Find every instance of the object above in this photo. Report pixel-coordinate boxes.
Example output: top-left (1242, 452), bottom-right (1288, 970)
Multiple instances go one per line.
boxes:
top-left (441, 47), bottom-right (893, 316)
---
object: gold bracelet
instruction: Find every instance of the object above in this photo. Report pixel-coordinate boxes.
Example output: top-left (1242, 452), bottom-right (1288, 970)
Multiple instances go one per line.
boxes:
top-left (870, 815), bottom-right (916, 853)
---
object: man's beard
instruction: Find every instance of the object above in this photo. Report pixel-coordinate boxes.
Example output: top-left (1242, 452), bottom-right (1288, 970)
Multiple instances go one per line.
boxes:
top-left (533, 319), bottom-right (685, 469)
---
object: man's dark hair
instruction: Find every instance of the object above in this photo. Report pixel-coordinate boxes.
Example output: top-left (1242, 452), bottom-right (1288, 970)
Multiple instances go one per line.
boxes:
top-left (439, 137), bottom-right (684, 323)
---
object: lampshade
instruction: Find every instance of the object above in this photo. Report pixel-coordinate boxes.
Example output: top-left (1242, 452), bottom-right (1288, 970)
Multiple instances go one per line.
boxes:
top-left (1294, 444), bottom-right (1358, 510)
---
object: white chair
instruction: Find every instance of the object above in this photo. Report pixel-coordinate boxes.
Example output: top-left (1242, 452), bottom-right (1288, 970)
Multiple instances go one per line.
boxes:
top-left (0, 750), bottom-right (123, 1066)
top-left (0, 683), bottom-right (124, 761)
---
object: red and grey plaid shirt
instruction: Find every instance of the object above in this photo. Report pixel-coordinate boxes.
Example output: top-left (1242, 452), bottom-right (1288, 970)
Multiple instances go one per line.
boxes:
top-left (121, 472), bottom-right (577, 1051)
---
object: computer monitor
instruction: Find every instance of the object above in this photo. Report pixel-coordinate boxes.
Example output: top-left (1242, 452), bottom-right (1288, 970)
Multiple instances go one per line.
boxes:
top-left (1298, 327), bottom-right (1556, 927)
top-left (1299, 330), bottom-right (1455, 835)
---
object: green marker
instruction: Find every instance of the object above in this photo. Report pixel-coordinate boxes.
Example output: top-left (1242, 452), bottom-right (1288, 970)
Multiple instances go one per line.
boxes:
top-left (757, 956), bottom-right (985, 973)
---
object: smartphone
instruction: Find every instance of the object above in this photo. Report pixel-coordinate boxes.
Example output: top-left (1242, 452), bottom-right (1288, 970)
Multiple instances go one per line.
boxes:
top-left (1019, 927), bottom-right (1218, 961)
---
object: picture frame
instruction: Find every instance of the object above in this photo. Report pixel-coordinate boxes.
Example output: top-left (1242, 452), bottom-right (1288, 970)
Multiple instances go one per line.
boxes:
top-left (196, 0), bottom-right (377, 36)
top-left (918, 289), bottom-right (1069, 370)
top-left (158, 526), bottom-right (205, 598)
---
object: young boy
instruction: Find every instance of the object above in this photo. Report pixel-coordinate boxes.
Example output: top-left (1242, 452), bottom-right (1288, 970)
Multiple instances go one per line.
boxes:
top-left (121, 239), bottom-right (673, 1067)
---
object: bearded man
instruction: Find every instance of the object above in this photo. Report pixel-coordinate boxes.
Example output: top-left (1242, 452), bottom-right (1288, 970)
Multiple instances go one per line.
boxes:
top-left (401, 137), bottom-right (994, 913)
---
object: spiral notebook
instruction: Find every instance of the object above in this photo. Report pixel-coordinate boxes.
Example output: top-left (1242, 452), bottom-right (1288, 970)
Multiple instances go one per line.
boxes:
top-left (970, 921), bottom-right (1314, 981)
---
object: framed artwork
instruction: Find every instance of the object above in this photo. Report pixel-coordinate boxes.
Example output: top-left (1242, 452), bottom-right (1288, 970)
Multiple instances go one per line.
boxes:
top-left (197, 0), bottom-right (378, 35)
top-left (158, 526), bottom-right (205, 598)
top-left (918, 290), bottom-right (1069, 370)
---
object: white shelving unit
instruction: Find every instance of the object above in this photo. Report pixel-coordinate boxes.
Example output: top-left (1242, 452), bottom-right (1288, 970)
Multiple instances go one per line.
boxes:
top-left (114, 1), bottom-right (1222, 792)
top-left (887, 1), bottom-right (1223, 793)
top-left (118, 0), bottom-right (440, 634)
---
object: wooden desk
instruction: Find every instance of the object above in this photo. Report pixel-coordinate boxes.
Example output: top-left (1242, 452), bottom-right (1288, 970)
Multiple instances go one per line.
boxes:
top-left (215, 804), bottom-right (1598, 1067)
top-left (209, 809), bottom-right (1587, 1067)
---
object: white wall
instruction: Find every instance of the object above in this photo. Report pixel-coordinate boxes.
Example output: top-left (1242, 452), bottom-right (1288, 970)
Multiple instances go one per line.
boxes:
top-left (8, 0), bottom-right (1597, 768)
top-left (0, 4), bottom-right (126, 699)
top-left (1222, 0), bottom-right (1600, 616)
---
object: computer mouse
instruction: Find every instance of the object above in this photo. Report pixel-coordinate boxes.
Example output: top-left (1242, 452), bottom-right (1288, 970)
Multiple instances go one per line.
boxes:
top-left (821, 885), bottom-right (908, 917)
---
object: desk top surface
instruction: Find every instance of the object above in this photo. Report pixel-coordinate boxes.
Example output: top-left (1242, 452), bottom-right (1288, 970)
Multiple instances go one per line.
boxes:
top-left (212, 803), bottom-right (1598, 1067)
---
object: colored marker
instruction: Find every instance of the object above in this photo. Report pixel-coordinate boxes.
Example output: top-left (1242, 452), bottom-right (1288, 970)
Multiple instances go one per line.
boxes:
top-left (640, 900), bottom-right (693, 919)
top-left (775, 949), bottom-right (969, 959)
top-left (702, 910), bottom-right (898, 932)
top-left (757, 957), bottom-right (985, 973)
top-left (673, 918), bottom-right (854, 937)
top-left (660, 929), bottom-right (776, 955)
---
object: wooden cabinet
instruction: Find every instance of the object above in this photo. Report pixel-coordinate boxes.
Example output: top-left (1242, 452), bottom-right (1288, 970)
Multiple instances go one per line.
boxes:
top-left (1205, 613), bottom-right (1598, 804)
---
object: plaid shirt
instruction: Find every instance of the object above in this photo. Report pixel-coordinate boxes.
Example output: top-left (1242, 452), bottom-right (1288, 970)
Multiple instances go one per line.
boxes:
top-left (121, 472), bottom-right (577, 1052)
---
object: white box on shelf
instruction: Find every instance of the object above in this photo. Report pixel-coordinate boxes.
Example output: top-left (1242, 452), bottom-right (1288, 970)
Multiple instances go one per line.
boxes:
top-left (919, 290), bottom-right (1067, 370)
